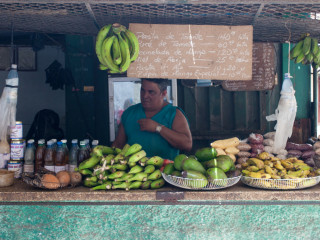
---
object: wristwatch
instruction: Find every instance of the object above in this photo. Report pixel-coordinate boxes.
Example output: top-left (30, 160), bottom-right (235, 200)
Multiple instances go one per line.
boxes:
top-left (156, 125), bottom-right (163, 133)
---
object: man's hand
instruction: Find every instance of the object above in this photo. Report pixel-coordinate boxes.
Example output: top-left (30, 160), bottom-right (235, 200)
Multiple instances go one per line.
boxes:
top-left (138, 118), bottom-right (158, 132)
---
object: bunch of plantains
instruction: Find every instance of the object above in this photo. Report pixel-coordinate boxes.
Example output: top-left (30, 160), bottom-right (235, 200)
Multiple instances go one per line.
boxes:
top-left (76, 144), bottom-right (165, 191)
top-left (290, 33), bottom-right (320, 68)
top-left (95, 23), bottom-right (139, 73)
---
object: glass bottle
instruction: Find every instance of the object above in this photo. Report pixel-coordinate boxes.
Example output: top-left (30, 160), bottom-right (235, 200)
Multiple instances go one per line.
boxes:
top-left (54, 141), bottom-right (66, 173)
top-left (43, 140), bottom-right (55, 172)
top-left (35, 139), bottom-right (46, 172)
top-left (23, 139), bottom-right (35, 174)
top-left (78, 141), bottom-right (88, 165)
top-left (61, 139), bottom-right (69, 171)
top-left (68, 139), bottom-right (79, 172)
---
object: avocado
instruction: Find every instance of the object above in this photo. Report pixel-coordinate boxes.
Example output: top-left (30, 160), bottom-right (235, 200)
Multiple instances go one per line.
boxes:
top-left (206, 167), bottom-right (228, 180)
top-left (195, 147), bottom-right (218, 162)
top-left (182, 170), bottom-right (208, 188)
top-left (182, 156), bottom-right (207, 175)
top-left (173, 154), bottom-right (187, 171)
top-left (215, 155), bottom-right (235, 172)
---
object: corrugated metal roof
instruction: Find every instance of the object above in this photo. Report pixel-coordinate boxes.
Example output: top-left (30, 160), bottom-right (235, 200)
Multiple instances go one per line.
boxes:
top-left (0, 1), bottom-right (319, 42)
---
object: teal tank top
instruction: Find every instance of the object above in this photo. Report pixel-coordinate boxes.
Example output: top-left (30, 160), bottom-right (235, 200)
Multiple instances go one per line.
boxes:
top-left (121, 103), bottom-right (184, 160)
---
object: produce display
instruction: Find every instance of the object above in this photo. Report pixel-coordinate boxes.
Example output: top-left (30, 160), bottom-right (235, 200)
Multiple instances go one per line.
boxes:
top-left (77, 144), bottom-right (165, 191)
top-left (162, 148), bottom-right (241, 189)
top-left (290, 33), bottom-right (320, 69)
top-left (95, 23), bottom-right (139, 73)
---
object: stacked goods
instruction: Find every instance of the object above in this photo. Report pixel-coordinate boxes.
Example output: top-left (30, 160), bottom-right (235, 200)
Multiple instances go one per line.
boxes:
top-left (210, 137), bottom-right (240, 163)
top-left (263, 131), bottom-right (288, 159)
top-left (235, 142), bottom-right (251, 168)
top-left (313, 141), bottom-right (320, 168)
top-left (163, 148), bottom-right (239, 189)
top-left (95, 23), bottom-right (139, 73)
top-left (290, 33), bottom-right (320, 69)
top-left (247, 133), bottom-right (264, 157)
top-left (77, 144), bottom-right (165, 191)
top-left (286, 142), bottom-right (316, 168)
top-left (241, 151), bottom-right (318, 179)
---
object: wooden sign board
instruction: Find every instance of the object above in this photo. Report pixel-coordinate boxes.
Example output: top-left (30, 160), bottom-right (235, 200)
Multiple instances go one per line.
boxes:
top-left (127, 24), bottom-right (253, 81)
top-left (222, 42), bottom-right (276, 91)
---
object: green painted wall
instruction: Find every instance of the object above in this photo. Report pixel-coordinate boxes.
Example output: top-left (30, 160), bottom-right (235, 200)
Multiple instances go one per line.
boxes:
top-left (282, 43), bottom-right (311, 119)
top-left (1, 204), bottom-right (320, 239)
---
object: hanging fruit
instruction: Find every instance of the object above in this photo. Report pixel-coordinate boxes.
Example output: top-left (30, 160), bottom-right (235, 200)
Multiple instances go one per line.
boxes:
top-left (95, 23), bottom-right (140, 73)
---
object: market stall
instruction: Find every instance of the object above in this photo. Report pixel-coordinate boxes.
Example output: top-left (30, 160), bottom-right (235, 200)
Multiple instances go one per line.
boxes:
top-left (1, 1), bottom-right (320, 239)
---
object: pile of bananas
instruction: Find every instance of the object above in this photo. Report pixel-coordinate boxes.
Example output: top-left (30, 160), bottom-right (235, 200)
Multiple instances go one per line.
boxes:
top-left (290, 33), bottom-right (320, 68)
top-left (95, 23), bottom-right (139, 73)
top-left (76, 143), bottom-right (165, 191)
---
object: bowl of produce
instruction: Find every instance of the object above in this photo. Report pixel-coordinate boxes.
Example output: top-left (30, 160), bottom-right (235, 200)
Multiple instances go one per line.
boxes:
top-left (241, 152), bottom-right (320, 190)
top-left (22, 168), bottom-right (82, 190)
top-left (161, 152), bottom-right (241, 190)
top-left (0, 169), bottom-right (15, 187)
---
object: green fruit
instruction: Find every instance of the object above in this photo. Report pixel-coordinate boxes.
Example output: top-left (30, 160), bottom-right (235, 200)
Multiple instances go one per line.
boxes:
top-left (147, 169), bottom-right (162, 181)
top-left (150, 179), bottom-right (165, 189)
top-left (295, 52), bottom-right (305, 64)
top-left (125, 143), bottom-right (142, 157)
top-left (171, 171), bottom-right (182, 177)
top-left (127, 181), bottom-right (143, 190)
top-left (181, 157), bottom-right (207, 175)
top-left (195, 147), bottom-right (218, 162)
top-left (207, 167), bottom-right (227, 180)
top-left (146, 156), bottom-right (164, 168)
top-left (163, 163), bottom-right (175, 175)
top-left (140, 180), bottom-right (152, 189)
top-left (128, 165), bottom-right (144, 174)
top-left (173, 154), bottom-right (187, 171)
top-left (181, 170), bottom-right (208, 188)
top-left (216, 155), bottom-right (235, 172)
top-left (144, 165), bottom-right (156, 174)
top-left (290, 40), bottom-right (304, 59)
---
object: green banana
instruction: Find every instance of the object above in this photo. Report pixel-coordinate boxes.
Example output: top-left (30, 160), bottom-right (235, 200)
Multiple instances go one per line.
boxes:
top-left (311, 38), bottom-right (319, 55)
top-left (126, 172), bottom-right (148, 182)
top-left (125, 143), bottom-right (142, 157)
top-left (139, 157), bottom-right (149, 166)
top-left (99, 64), bottom-right (108, 71)
top-left (151, 179), bottom-right (165, 189)
top-left (144, 165), bottom-right (156, 174)
top-left (95, 24), bottom-right (112, 66)
top-left (109, 163), bottom-right (128, 171)
top-left (306, 52), bottom-right (314, 63)
top-left (114, 173), bottom-right (133, 182)
top-left (147, 169), bottom-right (162, 181)
top-left (92, 145), bottom-right (116, 157)
top-left (146, 156), bottom-right (164, 168)
top-left (121, 31), bottom-right (132, 53)
top-left (91, 181), bottom-right (112, 190)
top-left (127, 181), bottom-right (143, 190)
top-left (302, 36), bottom-right (312, 56)
top-left (120, 143), bottom-right (130, 155)
top-left (140, 180), bottom-right (152, 190)
top-left (290, 40), bottom-right (304, 59)
top-left (123, 29), bottom-right (140, 61)
top-left (295, 52), bottom-right (305, 64)
top-left (79, 168), bottom-right (93, 176)
top-left (112, 182), bottom-right (130, 190)
top-left (101, 36), bottom-right (121, 73)
top-left (107, 171), bottom-right (126, 179)
top-left (128, 161), bottom-right (137, 168)
top-left (100, 154), bottom-right (114, 165)
top-left (78, 155), bottom-right (101, 170)
top-left (112, 36), bottom-right (122, 65)
top-left (116, 32), bottom-right (131, 73)
top-left (85, 176), bottom-right (98, 182)
top-left (83, 179), bottom-right (99, 188)
top-left (128, 150), bottom-right (147, 164)
top-left (128, 165), bottom-right (144, 174)
top-left (112, 153), bottom-right (125, 164)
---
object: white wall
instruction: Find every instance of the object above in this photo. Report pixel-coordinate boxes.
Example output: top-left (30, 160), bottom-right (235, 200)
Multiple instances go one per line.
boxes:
top-left (0, 46), bottom-right (65, 138)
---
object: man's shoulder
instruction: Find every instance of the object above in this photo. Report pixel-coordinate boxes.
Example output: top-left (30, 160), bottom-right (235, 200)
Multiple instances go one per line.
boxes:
top-left (125, 103), bottom-right (142, 112)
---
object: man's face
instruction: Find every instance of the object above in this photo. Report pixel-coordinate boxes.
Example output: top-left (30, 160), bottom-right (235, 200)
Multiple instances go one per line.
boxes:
top-left (140, 80), bottom-right (166, 111)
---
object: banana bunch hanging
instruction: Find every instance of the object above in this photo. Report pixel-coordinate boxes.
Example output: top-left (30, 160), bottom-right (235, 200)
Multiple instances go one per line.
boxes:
top-left (95, 23), bottom-right (139, 73)
top-left (290, 33), bottom-right (320, 69)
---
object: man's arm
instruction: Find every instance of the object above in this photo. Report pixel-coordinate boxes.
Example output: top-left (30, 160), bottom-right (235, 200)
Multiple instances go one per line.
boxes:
top-left (111, 123), bottom-right (127, 149)
top-left (138, 109), bottom-right (192, 152)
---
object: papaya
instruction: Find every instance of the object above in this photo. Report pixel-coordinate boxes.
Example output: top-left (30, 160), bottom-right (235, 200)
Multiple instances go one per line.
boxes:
top-left (173, 154), bottom-right (187, 171)
top-left (181, 156), bottom-right (206, 175)
top-left (215, 155), bottom-right (235, 172)
top-left (195, 147), bottom-right (218, 162)
top-left (206, 167), bottom-right (227, 180)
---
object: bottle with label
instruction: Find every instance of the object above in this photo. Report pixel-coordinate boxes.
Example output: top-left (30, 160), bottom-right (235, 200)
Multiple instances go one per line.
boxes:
top-left (91, 140), bottom-right (99, 150)
top-left (23, 139), bottom-right (35, 174)
top-left (61, 139), bottom-right (69, 171)
top-left (77, 141), bottom-right (88, 165)
top-left (68, 139), bottom-right (79, 172)
top-left (54, 141), bottom-right (66, 173)
top-left (43, 140), bottom-right (55, 172)
top-left (35, 139), bottom-right (46, 172)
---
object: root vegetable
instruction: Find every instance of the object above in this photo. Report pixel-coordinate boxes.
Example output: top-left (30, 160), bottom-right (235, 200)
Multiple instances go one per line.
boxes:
top-left (56, 171), bottom-right (71, 186)
top-left (42, 174), bottom-right (60, 189)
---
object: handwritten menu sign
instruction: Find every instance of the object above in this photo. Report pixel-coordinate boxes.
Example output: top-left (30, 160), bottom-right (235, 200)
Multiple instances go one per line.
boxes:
top-left (127, 24), bottom-right (253, 81)
top-left (222, 42), bottom-right (276, 91)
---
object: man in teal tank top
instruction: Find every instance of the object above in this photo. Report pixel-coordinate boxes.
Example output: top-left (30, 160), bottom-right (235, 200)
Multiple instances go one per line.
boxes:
top-left (112, 78), bottom-right (192, 160)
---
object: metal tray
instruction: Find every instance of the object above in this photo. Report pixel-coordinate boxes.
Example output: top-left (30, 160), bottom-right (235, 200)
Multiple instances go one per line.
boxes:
top-left (162, 173), bottom-right (241, 190)
top-left (241, 176), bottom-right (320, 190)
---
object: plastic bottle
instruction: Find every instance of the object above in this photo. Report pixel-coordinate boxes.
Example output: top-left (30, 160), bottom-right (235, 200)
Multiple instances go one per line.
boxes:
top-left (91, 140), bottom-right (99, 150)
top-left (68, 139), bottom-right (79, 172)
top-left (78, 141), bottom-right (88, 165)
top-left (61, 139), bottom-right (69, 171)
top-left (54, 141), bottom-right (66, 173)
top-left (35, 139), bottom-right (46, 172)
top-left (43, 140), bottom-right (55, 172)
top-left (84, 139), bottom-right (91, 157)
top-left (23, 139), bottom-right (35, 174)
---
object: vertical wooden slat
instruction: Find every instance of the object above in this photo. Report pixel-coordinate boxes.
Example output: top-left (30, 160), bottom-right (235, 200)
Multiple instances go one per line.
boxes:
top-left (245, 91), bottom-right (259, 130)
top-left (220, 89), bottom-right (234, 130)
top-left (209, 87), bottom-right (222, 131)
top-left (195, 87), bottom-right (210, 130)
top-left (183, 87), bottom-right (196, 130)
top-left (234, 91), bottom-right (247, 130)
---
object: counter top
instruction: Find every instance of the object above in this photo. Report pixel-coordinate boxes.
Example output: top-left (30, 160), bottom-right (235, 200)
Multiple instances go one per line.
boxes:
top-left (1, 179), bottom-right (320, 204)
